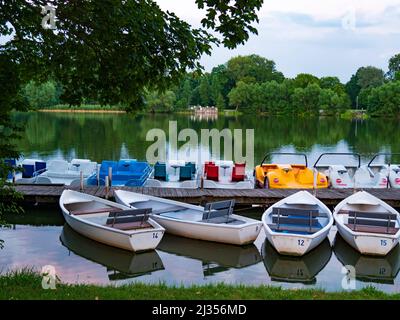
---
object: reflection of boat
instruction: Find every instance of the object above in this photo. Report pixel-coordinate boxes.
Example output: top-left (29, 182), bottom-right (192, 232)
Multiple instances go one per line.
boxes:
top-left (333, 235), bottom-right (400, 284)
top-left (262, 191), bottom-right (333, 256)
top-left (158, 233), bottom-right (262, 269)
top-left (60, 225), bottom-right (164, 280)
top-left (60, 190), bottom-right (165, 252)
top-left (115, 190), bottom-right (262, 245)
top-left (333, 191), bottom-right (400, 256)
top-left (262, 239), bottom-right (332, 284)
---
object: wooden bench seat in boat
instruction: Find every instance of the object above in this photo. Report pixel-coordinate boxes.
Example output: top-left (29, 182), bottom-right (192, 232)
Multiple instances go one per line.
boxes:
top-left (344, 224), bottom-right (399, 235)
top-left (269, 206), bottom-right (322, 234)
top-left (202, 200), bottom-right (235, 222)
top-left (106, 208), bottom-right (153, 230)
top-left (71, 207), bottom-right (123, 216)
top-left (345, 210), bottom-right (398, 235)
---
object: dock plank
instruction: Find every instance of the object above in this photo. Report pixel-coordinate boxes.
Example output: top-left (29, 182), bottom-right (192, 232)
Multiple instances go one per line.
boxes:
top-left (10, 185), bottom-right (400, 207)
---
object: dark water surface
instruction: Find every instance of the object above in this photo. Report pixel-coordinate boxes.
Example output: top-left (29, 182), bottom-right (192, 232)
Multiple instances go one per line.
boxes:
top-left (1, 207), bottom-right (399, 292)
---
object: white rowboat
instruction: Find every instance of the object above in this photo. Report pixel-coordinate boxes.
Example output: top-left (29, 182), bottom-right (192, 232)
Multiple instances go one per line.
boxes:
top-left (114, 189), bottom-right (262, 245)
top-left (333, 191), bottom-right (400, 256)
top-left (262, 190), bottom-right (334, 256)
top-left (59, 190), bottom-right (165, 252)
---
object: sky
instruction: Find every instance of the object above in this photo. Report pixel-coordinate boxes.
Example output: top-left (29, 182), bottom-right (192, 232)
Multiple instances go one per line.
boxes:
top-left (156, 0), bottom-right (400, 82)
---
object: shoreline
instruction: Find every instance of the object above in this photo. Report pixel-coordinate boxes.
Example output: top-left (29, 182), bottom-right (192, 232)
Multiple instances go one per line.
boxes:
top-left (38, 109), bottom-right (126, 114)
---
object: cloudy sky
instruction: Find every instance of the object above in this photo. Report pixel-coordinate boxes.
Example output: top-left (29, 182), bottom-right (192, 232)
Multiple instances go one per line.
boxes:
top-left (157, 0), bottom-right (400, 82)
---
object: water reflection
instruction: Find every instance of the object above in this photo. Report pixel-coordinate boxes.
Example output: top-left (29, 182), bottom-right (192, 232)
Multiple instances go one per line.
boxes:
top-left (60, 225), bottom-right (164, 281)
top-left (158, 234), bottom-right (262, 278)
top-left (333, 235), bottom-right (400, 284)
top-left (12, 112), bottom-right (400, 165)
top-left (262, 240), bottom-right (332, 285)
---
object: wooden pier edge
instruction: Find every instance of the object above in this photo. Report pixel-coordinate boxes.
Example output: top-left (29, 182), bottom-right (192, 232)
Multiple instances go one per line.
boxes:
top-left (9, 184), bottom-right (400, 208)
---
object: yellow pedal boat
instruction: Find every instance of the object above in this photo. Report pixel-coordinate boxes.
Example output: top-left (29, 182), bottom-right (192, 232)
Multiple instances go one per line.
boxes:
top-left (254, 153), bottom-right (329, 189)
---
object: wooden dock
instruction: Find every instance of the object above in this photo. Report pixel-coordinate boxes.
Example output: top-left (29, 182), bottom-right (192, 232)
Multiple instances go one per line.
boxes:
top-left (12, 184), bottom-right (400, 207)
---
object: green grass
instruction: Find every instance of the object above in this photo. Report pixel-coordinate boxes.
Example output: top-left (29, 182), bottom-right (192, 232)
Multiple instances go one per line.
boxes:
top-left (1, 270), bottom-right (399, 300)
top-left (340, 109), bottom-right (369, 120)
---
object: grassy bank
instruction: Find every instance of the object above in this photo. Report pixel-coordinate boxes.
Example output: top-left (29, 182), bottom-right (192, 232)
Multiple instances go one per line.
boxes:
top-left (1, 271), bottom-right (399, 300)
top-left (38, 104), bottom-right (126, 113)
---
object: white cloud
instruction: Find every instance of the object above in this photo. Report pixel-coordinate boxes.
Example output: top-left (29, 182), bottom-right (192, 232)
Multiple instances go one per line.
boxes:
top-left (155, 0), bottom-right (400, 82)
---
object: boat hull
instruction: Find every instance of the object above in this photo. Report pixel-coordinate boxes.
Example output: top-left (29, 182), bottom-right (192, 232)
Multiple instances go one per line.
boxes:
top-left (152, 215), bottom-right (261, 245)
top-left (62, 211), bottom-right (164, 252)
top-left (264, 226), bottom-right (330, 256)
top-left (336, 222), bottom-right (398, 256)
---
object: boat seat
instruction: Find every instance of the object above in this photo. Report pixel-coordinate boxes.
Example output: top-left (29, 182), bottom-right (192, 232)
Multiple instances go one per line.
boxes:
top-left (206, 165), bottom-right (219, 182)
top-left (106, 208), bottom-right (152, 227)
top-left (271, 206), bottom-right (322, 234)
top-left (110, 221), bottom-right (153, 230)
top-left (202, 200), bottom-right (235, 221)
top-left (231, 163), bottom-right (246, 182)
top-left (272, 207), bottom-right (320, 217)
top-left (346, 210), bottom-right (398, 234)
top-left (186, 162), bottom-right (197, 174)
top-left (22, 164), bottom-right (35, 178)
top-left (179, 165), bottom-right (192, 181)
top-left (345, 224), bottom-right (399, 235)
top-left (154, 162), bottom-right (167, 181)
top-left (71, 207), bottom-right (123, 216)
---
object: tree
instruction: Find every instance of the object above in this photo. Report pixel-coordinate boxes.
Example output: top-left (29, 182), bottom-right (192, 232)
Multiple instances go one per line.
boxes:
top-left (292, 73), bottom-right (320, 89)
top-left (1, 0), bottom-right (263, 110)
top-left (291, 83), bottom-right (321, 115)
top-left (228, 81), bottom-right (260, 112)
top-left (345, 74), bottom-right (361, 108)
top-left (23, 80), bottom-right (60, 109)
top-left (356, 66), bottom-right (385, 89)
top-left (198, 76), bottom-right (212, 106)
top-left (320, 77), bottom-right (345, 95)
top-left (365, 81), bottom-right (400, 116)
top-left (226, 55), bottom-right (284, 84)
top-left (388, 53), bottom-right (400, 80)
top-left (145, 90), bottom-right (176, 113)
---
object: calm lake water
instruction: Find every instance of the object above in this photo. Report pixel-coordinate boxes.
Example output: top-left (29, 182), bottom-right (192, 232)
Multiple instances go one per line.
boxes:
top-left (2, 112), bottom-right (400, 292)
top-left (1, 208), bottom-right (400, 292)
top-left (11, 111), bottom-right (400, 166)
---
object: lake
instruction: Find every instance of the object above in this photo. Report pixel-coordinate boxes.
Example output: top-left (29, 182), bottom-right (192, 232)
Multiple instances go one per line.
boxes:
top-left (1, 208), bottom-right (400, 292)
top-left (2, 111), bottom-right (400, 292)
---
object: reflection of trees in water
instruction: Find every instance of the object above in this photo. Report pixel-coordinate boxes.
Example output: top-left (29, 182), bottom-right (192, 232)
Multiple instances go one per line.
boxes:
top-left (12, 112), bottom-right (400, 162)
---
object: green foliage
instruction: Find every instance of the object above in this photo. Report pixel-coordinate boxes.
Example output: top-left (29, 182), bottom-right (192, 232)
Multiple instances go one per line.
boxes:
top-left (345, 74), bottom-right (361, 108)
top-left (388, 53), bottom-right (400, 79)
top-left (365, 81), bottom-right (400, 116)
top-left (22, 80), bottom-right (60, 110)
top-left (226, 54), bottom-right (284, 84)
top-left (145, 90), bottom-right (176, 113)
top-left (356, 66), bottom-right (385, 89)
top-left (1, 0), bottom-right (263, 110)
top-left (292, 73), bottom-right (320, 88)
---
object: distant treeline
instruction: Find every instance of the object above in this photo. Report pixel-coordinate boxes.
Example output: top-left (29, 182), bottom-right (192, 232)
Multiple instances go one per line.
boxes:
top-left (21, 54), bottom-right (400, 116)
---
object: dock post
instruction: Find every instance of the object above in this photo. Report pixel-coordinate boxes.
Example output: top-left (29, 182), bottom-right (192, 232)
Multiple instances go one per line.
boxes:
top-left (96, 164), bottom-right (100, 187)
top-left (105, 176), bottom-right (109, 200)
top-left (108, 167), bottom-right (112, 187)
top-left (200, 176), bottom-right (204, 190)
top-left (80, 170), bottom-right (84, 191)
top-left (12, 170), bottom-right (16, 184)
